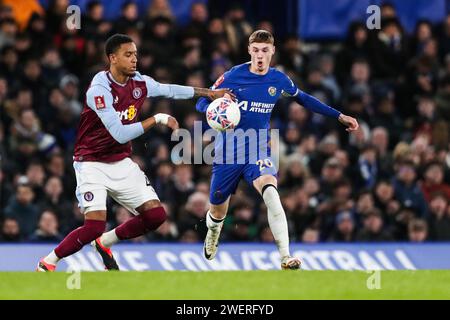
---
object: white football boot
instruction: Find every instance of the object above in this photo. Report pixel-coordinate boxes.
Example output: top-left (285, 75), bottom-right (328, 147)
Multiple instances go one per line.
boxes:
top-left (203, 224), bottom-right (223, 260)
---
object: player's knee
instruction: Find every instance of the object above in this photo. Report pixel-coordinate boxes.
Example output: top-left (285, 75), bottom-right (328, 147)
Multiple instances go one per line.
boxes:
top-left (141, 206), bottom-right (167, 230)
top-left (255, 175), bottom-right (277, 193)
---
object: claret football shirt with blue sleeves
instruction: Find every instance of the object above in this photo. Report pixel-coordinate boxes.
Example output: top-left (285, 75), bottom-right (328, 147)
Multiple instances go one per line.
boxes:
top-left (74, 70), bottom-right (194, 163)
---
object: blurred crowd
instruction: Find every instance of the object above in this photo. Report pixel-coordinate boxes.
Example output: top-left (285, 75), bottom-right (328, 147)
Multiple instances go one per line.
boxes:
top-left (1, 0), bottom-right (450, 244)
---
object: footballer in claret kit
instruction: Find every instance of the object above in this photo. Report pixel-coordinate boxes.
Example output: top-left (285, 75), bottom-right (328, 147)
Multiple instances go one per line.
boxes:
top-left (36, 34), bottom-right (233, 272)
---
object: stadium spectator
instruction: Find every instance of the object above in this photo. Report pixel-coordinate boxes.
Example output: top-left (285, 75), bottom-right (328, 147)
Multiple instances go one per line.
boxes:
top-left (318, 53), bottom-right (341, 102)
top-left (343, 58), bottom-right (372, 110)
top-left (4, 183), bottom-right (39, 237)
top-left (373, 180), bottom-right (398, 217)
top-left (356, 208), bottom-right (393, 242)
top-left (427, 192), bottom-right (450, 240)
top-left (408, 218), bottom-right (429, 242)
top-left (143, 15), bottom-right (176, 67)
top-left (380, 2), bottom-right (397, 19)
top-left (0, 217), bottom-right (21, 241)
top-left (114, 1), bottom-right (141, 34)
top-left (223, 3), bottom-right (252, 60)
top-left (355, 144), bottom-right (378, 189)
top-left (183, 2), bottom-right (209, 47)
top-left (290, 188), bottom-right (316, 240)
top-left (410, 20), bottom-right (434, 57)
top-left (41, 47), bottom-right (65, 89)
top-left (353, 190), bottom-right (376, 226)
top-left (59, 74), bottom-right (82, 116)
top-left (9, 109), bottom-right (58, 158)
top-left (328, 211), bottom-right (356, 242)
top-left (172, 164), bottom-right (195, 209)
top-left (146, 0), bottom-right (174, 21)
top-left (224, 204), bottom-right (257, 241)
top-left (370, 127), bottom-right (393, 177)
top-left (336, 22), bottom-right (370, 81)
top-left (28, 209), bottom-right (63, 242)
top-left (177, 191), bottom-right (209, 239)
top-left (370, 17), bottom-right (409, 81)
top-left (318, 157), bottom-right (344, 200)
top-left (279, 35), bottom-right (307, 77)
top-left (420, 161), bottom-right (450, 203)
top-left (392, 160), bottom-right (429, 218)
top-left (82, 0), bottom-right (112, 40)
top-left (280, 153), bottom-right (309, 189)
top-left (26, 13), bottom-right (50, 54)
top-left (25, 161), bottom-right (46, 198)
top-left (152, 161), bottom-right (176, 202)
top-left (301, 228), bottom-right (320, 243)
top-left (0, 17), bottom-right (18, 49)
top-left (38, 176), bottom-right (72, 226)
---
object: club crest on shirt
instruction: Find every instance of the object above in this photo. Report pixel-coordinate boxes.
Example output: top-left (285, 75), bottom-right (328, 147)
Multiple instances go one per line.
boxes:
top-left (133, 87), bottom-right (142, 99)
top-left (268, 86), bottom-right (277, 96)
top-left (94, 95), bottom-right (105, 109)
top-left (84, 192), bottom-right (94, 201)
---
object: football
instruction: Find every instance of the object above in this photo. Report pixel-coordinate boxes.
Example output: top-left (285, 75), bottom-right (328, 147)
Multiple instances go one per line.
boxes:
top-left (206, 97), bottom-right (241, 131)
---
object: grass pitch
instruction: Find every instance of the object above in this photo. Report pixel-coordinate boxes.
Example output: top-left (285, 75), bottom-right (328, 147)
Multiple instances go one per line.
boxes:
top-left (0, 270), bottom-right (449, 300)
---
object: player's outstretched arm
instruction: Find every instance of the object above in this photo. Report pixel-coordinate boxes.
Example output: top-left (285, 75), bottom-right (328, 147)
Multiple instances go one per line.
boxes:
top-left (282, 74), bottom-right (358, 132)
top-left (192, 87), bottom-right (235, 100)
top-left (143, 75), bottom-right (234, 100)
top-left (295, 91), bottom-right (358, 132)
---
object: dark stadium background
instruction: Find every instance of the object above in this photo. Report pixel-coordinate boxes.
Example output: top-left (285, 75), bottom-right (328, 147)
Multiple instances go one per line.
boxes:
top-left (1, 0), bottom-right (450, 247)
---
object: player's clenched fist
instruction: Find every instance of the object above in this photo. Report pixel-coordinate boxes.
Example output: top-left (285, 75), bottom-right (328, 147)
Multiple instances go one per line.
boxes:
top-left (153, 113), bottom-right (179, 130)
top-left (166, 116), bottom-right (179, 131)
top-left (338, 114), bottom-right (359, 132)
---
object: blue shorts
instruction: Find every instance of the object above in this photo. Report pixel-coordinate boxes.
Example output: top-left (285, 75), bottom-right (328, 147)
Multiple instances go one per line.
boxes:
top-left (209, 158), bottom-right (277, 205)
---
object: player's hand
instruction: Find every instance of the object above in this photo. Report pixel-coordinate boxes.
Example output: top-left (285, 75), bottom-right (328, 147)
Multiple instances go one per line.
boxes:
top-left (152, 113), bottom-right (179, 131)
top-left (338, 114), bottom-right (359, 132)
top-left (166, 116), bottom-right (179, 131)
top-left (210, 88), bottom-right (236, 101)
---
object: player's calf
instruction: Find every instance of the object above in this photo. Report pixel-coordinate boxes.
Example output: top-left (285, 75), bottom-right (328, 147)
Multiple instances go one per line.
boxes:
top-left (54, 219), bottom-right (106, 258)
top-left (261, 183), bottom-right (301, 269)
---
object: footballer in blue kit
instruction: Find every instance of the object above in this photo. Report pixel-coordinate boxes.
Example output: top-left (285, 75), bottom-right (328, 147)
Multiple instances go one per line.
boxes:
top-left (196, 30), bottom-right (358, 269)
